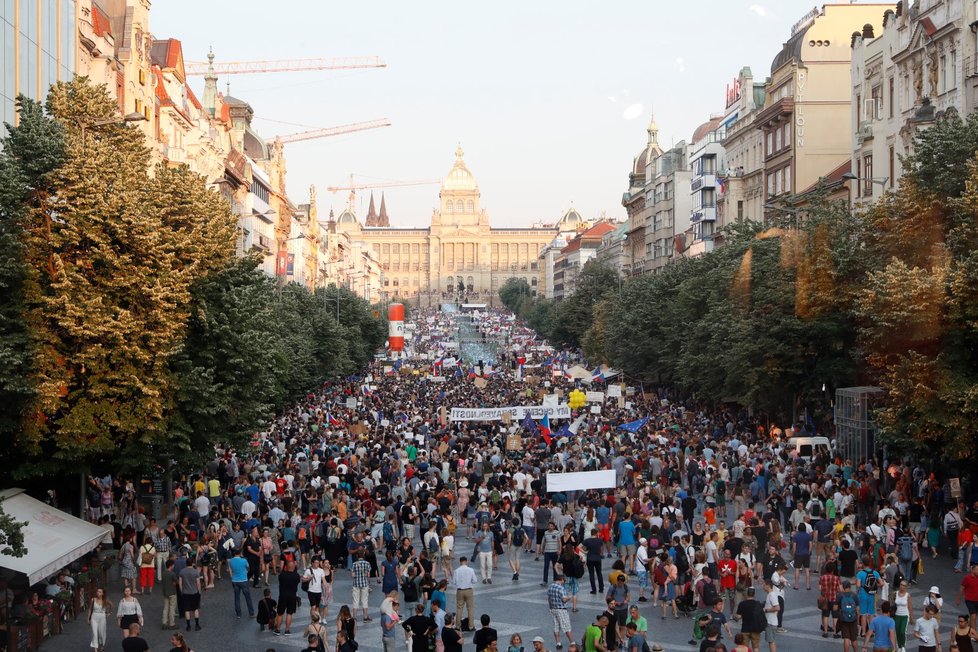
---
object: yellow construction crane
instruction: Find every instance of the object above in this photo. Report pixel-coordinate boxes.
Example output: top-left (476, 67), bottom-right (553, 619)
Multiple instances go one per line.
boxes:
top-left (185, 56), bottom-right (387, 76)
top-left (274, 119), bottom-right (391, 145)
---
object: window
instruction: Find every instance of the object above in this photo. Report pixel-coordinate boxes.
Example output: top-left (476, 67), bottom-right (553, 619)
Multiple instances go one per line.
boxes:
top-left (701, 187), bottom-right (715, 208)
top-left (951, 50), bottom-right (957, 91)
top-left (775, 169), bottom-right (783, 195)
top-left (889, 146), bottom-right (895, 188)
top-left (863, 154), bottom-right (873, 196)
top-left (855, 93), bottom-right (861, 122)
top-left (382, 244), bottom-right (390, 254)
top-left (888, 77), bottom-right (894, 118)
top-left (940, 55), bottom-right (947, 93)
top-left (456, 200), bottom-right (464, 213)
top-left (766, 132), bottom-right (773, 156)
top-left (775, 128), bottom-right (782, 151)
top-left (392, 244), bottom-right (400, 255)
top-left (737, 200), bottom-right (744, 220)
top-left (784, 166), bottom-right (791, 194)
top-left (767, 173), bottom-right (775, 197)
top-left (446, 201), bottom-right (453, 213)
top-left (138, 69), bottom-right (146, 85)
top-left (871, 86), bottom-right (882, 119)
top-left (466, 200), bottom-right (474, 212)
top-left (903, 74), bottom-right (910, 108)
top-left (783, 122), bottom-right (791, 146)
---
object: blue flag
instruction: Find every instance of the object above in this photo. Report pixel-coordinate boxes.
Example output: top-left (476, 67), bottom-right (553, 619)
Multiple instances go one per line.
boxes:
top-left (521, 413), bottom-right (538, 434)
top-left (618, 417), bottom-right (649, 433)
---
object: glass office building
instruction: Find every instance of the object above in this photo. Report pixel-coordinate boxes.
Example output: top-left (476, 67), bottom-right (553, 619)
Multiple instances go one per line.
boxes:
top-left (0, 0), bottom-right (76, 134)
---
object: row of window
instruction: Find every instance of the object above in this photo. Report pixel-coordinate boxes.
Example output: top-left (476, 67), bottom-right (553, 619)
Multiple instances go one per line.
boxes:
top-left (646, 238), bottom-right (675, 259)
top-left (857, 51), bottom-right (958, 124)
top-left (444, 200), bottom-right (475, 214)
top-left (766, 165), bottom-right (792, 198)
top-left (765, 122), bottom-right (791, 158)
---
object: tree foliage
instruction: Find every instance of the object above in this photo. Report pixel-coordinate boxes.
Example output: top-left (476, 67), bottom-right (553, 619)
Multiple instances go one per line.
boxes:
top-left (0, 78), bottom-right (386, 479)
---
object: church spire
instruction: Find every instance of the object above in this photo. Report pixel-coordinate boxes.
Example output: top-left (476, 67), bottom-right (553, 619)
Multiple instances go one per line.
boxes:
top-left (203, 47), bottom-right (218, 117)
top-left (379, 192), bottom-right (389, 227)
top-left (647, 108), bottom-right (659, 147)
top-left (365, 192), bottom-right (378, 226)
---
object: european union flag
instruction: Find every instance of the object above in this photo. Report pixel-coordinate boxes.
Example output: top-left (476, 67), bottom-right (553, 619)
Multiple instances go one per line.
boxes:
top-left (618, 417), bottom-right (649, 433)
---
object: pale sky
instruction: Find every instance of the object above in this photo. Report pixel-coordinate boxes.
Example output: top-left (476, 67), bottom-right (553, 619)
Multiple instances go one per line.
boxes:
top-left (151, 1), bottom-right (848, 228)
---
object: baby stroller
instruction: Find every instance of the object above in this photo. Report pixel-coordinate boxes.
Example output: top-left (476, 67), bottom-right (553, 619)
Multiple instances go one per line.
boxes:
top-left (675, 581), bottom-right (697, 618)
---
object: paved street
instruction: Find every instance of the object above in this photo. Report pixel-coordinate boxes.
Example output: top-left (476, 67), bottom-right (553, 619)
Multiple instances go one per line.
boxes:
top-left (46, 540), bottom-right (966, 652)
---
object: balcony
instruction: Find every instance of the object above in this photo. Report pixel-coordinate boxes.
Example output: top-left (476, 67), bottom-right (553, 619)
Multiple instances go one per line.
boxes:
top-left (687, 238), bottom-right (716, 257)
top-left (256, 234), bottom-right (273, 252)
top-left (966, 55), bottom-right (978, 80)
top-left (691, 206), bottom-right (717, 223)
top-left (691, 174), bottom-right (716, 192)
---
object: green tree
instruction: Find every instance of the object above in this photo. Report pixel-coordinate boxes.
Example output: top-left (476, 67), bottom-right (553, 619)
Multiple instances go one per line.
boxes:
top-left (0, 96), bottom-right (65, 462)
top-left (499, 277), bottom-right (531, 312)
top-left (0, 498), bottom-right (27, 558)
top-left (14, 78), bottom-right (235, 473)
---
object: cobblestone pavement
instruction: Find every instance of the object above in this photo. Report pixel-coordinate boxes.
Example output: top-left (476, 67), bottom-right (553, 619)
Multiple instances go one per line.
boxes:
top-left (45, 541), bottom-right (965, 652)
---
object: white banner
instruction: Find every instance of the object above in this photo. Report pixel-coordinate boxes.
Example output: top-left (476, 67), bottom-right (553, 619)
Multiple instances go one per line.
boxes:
top-left (449, 405), bottom-right (571, 422)
top-left (546, 470), bottom-right (617, 493)
top-left (586, 391), bottom-right (605, 403)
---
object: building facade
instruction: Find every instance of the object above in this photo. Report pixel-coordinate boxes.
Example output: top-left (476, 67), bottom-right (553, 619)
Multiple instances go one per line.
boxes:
top-left (646, 141), bottom-right (692, 273)
top-left (335, 148), bottom-right (560, 307)
top-left (686, 117), bottom-right (726, 257)
top-left (850, 0), bottom-right (974, 204)
top-left (757, 3), bottom-right (895, 219)
top-left (552, 221), bottom-right (616, 300)
top-left (718, 66), bottom-right (767, 241)
top-left (621, 116), bottom-right (662, 277)
top-left (1, 0), bottom-right (77, 131)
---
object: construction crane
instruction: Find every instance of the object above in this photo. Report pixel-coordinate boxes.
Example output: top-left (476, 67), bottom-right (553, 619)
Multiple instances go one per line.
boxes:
top-left (326, 176), bottom-right (442, 193)
top-left (275, 119), bottom-right (391, 145)
top-left (327, 175), bottom-right (442, 213)
top-left (185, 56), bottom-right (387, 76)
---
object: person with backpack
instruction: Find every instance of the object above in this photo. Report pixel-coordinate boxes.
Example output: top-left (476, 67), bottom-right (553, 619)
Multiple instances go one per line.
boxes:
top-left (509, 518), bottom-right (527, 582)
top-left (838, 581), bottom-right (861, 652)
top-left (896, 532), bottom-right (916, 584)
top-left (858, 555), bottom-right (881, 638)
top-left (138, 539), bottom-right (157, 595)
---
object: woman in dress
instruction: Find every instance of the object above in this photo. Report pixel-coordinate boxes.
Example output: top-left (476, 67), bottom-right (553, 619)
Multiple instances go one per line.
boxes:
top-left (456, 479), bottom-right (471, 528)
top-left (440, 527), bottom-right (455, 579)
top-left (381, 551), bottom-right (400, 595)
top-left (118, 532), bottom-right (138, 592)
top-left (320, 559), bottom-right (335, 619)
top-left (115, 586), bottom-right (142, 638)
top-left (88, 587), bottom-right (112, 652)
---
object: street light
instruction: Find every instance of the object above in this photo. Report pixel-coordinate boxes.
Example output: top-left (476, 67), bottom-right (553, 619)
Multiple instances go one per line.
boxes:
top-left (840, 171), bottom-right (890, 195)
top-left (76, 111), bottom-right (147, 140)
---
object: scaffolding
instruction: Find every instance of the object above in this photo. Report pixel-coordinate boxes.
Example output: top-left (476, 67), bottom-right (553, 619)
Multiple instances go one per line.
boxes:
top-left (834, 386), bottom-right (885, 464)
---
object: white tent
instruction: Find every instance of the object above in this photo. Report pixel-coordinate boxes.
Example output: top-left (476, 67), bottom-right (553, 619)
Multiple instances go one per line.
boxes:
top-left (0, 488), bottom-right (107, 584)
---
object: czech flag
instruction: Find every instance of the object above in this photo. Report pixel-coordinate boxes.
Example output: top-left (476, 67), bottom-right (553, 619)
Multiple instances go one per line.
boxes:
top-left (591, 367), bottom-right (604, 383)
top-left (539, 414), bottom-right (553, 446)
top-left (326, 412), bottom-right (342, 427)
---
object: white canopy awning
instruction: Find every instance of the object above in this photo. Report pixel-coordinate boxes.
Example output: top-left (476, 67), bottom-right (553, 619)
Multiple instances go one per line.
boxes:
top-left (0, 488), bottom-right (107, 584)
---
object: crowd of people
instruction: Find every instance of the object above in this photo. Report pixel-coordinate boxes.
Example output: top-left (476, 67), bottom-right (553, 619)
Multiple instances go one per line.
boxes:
top-left (81, 307), bottom-right (978, 652)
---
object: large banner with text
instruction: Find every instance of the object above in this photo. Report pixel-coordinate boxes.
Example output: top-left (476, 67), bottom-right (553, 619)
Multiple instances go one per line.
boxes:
top-left (449, 405), bottom-right (571, 422)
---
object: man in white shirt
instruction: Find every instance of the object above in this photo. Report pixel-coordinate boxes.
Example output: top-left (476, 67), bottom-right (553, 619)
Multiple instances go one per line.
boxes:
top-left (763, 578), bottom-right (780, 652)
top-left (194, 492), bottom-right (210, 520)
top-left (453, 557), bottom-right (477, 631)
top-left (241, 498), bottom-right (256, 518)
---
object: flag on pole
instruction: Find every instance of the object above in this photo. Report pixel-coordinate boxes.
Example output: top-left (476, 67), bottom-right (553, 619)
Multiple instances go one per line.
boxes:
top-left (521, 413), bottom-right (538, 436)
top-left (618, 417), bottom-right (649, 433)
top-left (568, 413), bottom-right (587, 435)
top-left (591, 367), bottom-right (605, 383)
top-left (326, 412), bottom-right (342, 427)
top-left (539, 414), bottom-right (553, 446)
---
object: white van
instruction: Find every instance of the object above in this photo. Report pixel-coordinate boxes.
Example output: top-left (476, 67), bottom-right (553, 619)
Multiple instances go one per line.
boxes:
top-left (786, 436), bottom-right (832, 460)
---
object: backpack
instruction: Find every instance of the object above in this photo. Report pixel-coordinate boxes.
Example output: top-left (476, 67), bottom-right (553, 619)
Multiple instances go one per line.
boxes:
top-left (140, 546), bottom-right (155, 566)
top-left (383, 522), bottom-right (395, 546)
top-left (428, 534), bottom-right (440, 554)
top-left (839, 594), bottom-right (857, 622)
top-left (567, 556), bottom-right (585, 579)
top-left (653, 563), bottom-right (667, 586)
top-left (326, 525), bottom-right (340, 544)
top-left (862, 571), bottom-right (879, 594)
top-left (297, 523), bottom-right (308, 541)
top-left (401, 577), bottom-right (419, 602)
top-left (674, 546), bottom-right (690, 575)
top-left (700, 578), bottom-right (719, 606)
top-left (898, 537), bottom-right (914, 562)
top-left (512, 527), bottom-right (526, 547)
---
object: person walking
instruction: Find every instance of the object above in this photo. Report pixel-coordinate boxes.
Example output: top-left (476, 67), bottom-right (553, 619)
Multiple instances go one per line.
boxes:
top-left (956, 564), bottom-right (978, 630)
top-left (276, 559), bottom-right (302, 635)
top-left (87, 587), bottom-right (111, 652)
top-left (350, 553), bottom-right (372, 623)
top-left (911, 605), bottom-right (940, 652)
top-left (547, 575), bottom-right (573, 650)
top-left (762, 579), bottom-right (780, 652)
top-left (582, 528), bottom-right (604, 595)
top-left (542, 522), bottom-right (561, 586)
top-left (475, 521), bottom-right (494, 584)
top-left (121, 623), bottom-right (149, 652)
top-left (893, 580), bottom-right (914, 652)
top-left (819, 561), bottom-right (842, 638)
top-left (178, 557), bottom-right (203, 631)
top-left (736, 586), bottom-right (766, 652)
top-left (160, 559), bottom-right (178, 630)
top-left (453, 556), bottom-right (478, 631)
top-left (119, 532), bottom-right (138, 593)
top-left (229, 547), bottom-right (255, 620)
top-left (304, 612), bottom-right (330, 652)
top-left (116, 587), bottom-right (143, 638)
top-left (381, 597), bottom-right (400, 652)
top-left (138, 538), bottom-right (156, 595)
top-left (863, 600), bottom-right (897, 652)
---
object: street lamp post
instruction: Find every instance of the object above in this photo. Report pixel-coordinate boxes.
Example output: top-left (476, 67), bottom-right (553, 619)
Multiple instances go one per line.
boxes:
top-left (76, 111), bottom-right (147, 142)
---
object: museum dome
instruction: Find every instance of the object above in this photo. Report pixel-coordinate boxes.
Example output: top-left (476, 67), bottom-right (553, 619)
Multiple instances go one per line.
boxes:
top-left (442, 145), bottom-right (479, 192)
top-left (336, 208), bottom-right (359, 225)
top-left (558, 207), bottom-right (584, 231)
